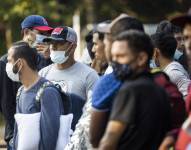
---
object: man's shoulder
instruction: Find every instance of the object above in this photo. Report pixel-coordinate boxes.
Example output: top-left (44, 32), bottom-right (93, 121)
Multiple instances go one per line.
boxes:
top-left (122, 76), bottom-right (155, 92)
top-left (39, 64), bottom-right (54, 76)
top-left (75, 62), bottom-right (95, 71)
top-left (36, 78), bottom-right (60, 98)
top-left (165, 61), bottom-right (186, 72)
top-left (75, 62), bottom-right (98, 76)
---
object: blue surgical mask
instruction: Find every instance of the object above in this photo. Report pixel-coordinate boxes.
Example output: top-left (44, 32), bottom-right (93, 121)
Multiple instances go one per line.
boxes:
top-left (174, 49), bottom-right (183, 60)
top-left (150, 59), bottom-right (157, 69)
top-left (32, 34), bottom-right (48, 48)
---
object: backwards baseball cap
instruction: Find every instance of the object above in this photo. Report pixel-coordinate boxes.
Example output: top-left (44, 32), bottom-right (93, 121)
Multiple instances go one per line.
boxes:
top-left (95, 20), bottom-right (111, 33)
top-left (21, 15), bottom-right (53, 31)
top-left (43, 26), bottom-right (77, 43)
top-left (171, 8), bottom-right (191, 28)
top-left (100, 13), bottom-right (129, 34)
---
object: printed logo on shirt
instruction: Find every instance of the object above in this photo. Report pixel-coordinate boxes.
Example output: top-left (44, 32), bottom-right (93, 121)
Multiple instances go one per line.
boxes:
top-left (51, 80), bottom-right (69, 93)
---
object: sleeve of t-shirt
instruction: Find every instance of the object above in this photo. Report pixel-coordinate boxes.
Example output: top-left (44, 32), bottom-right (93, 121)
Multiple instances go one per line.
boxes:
top-left (85, 71), bottom-right (99, 99)
top-left (92, 78), bottom-right (110, 112)
top-left (110, 83), bottom-right (136, 125)
top-left (39, 87), bottom-right (63, 150)
top-left (168, 69), bottom-right (190, 97)
top-left (92, 73), bottom-right (122, 112)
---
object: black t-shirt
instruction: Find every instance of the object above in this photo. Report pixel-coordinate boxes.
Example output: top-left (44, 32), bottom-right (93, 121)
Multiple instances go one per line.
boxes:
top-left (110, 72), bottom-right (172, 150)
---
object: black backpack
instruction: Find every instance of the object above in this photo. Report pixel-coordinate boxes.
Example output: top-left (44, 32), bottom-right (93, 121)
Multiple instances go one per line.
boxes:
top-left (16, 81), bottom-right (71, 115)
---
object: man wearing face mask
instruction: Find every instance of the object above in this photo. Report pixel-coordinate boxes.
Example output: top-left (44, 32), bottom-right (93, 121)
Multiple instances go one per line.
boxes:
top-left (155, 20), bottom-right (188, 71)
top-left (90, 14), bottom-right (145, 148)
top-left (151, 32), bottom-right (190, 98)
top-left (6, 41), bottom-right (64, 150)
top-left (99, 30), bottom-right (171, 150)
top-left (0, 15), bottom-right (53, 149)
top-left (21, 15), bottom-right (53, 70)
top-left (39, 26), bottom-right (99, 105)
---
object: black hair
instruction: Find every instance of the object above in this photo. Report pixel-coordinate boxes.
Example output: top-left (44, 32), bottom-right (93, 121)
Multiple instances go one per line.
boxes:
top-left (11, 41), bottom-right (38, 71)
top-left (85, 30), bottom-right (95, 60)
top-left (111, 17), bottom-right (144, 38)
top-left (156, 20), bottom-right (182, 35)
top-left (151, 32), bottom-right (177, 59)
top-left (115, 30), bottom-right (153, 63)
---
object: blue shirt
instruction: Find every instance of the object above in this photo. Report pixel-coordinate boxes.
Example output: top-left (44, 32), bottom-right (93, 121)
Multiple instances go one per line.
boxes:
top-left (13, 77), bottom-right (64, 150)
top-left (92, 72), bottom-right (122, 112)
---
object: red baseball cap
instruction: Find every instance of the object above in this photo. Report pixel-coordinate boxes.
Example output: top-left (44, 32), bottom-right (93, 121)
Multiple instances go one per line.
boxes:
top-left (21, 15), bottom-right (53, 32)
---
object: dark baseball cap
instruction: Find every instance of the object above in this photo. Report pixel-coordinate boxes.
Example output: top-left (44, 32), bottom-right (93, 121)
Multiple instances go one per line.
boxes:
top-left (171, 8), bottom-right (191, 28)
top-left (43, 26), bottom-right (77, 43)
top-left (21, 15), bottom-right (53, 31)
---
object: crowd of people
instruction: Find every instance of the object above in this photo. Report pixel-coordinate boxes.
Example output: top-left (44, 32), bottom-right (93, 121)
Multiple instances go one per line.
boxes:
top-left (0, 8), bottom-right (191, 150)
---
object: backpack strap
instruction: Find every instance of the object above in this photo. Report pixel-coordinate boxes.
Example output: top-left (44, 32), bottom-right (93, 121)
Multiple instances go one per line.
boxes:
top-left (35, 81), bottom-right (52, 111)
top-left (16, 86), bottom-right (24, 112)
top-left (35, 81), bottom-right (70, 114)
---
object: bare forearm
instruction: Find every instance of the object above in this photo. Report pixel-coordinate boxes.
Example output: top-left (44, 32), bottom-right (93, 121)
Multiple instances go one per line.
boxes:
top-left (98, 132), bottom-right (118, 150)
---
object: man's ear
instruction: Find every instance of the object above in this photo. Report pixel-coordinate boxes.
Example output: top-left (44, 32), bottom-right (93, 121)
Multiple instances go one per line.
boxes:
top-left (154, 48), bottom-right (161, 58)
top-left (71, 43), bottom-right (77, 50)
top-left (137, 52), bottom-right (148, 67)
top-left (23, 28), bottom-right (30, 36)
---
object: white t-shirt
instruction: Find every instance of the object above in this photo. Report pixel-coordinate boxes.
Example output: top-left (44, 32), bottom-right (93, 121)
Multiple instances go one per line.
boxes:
top-left (39, 62), bottom-right (99, 101)
top-left (163, 61), bottom-right (190, 97)
top-left (104, 65), bottom-right (113, 75)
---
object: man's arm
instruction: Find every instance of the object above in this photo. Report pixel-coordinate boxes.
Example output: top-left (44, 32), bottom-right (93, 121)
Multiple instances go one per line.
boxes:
top-left (39, 87), bottom-right (63, 150)
top-left (98, 83), bottom-right (136, 150)
top-left (85, 71), bottom-right (99, 98)
top-left (98, 120), bottom-right (126, 150)
top-left (90, 110), bottom-right (109, 147)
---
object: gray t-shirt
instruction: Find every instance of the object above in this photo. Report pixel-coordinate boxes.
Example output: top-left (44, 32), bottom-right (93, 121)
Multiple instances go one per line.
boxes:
top-left (163, 61), bottom-right (190, 97)
top-left (39, 62), bottom-right (99, 101)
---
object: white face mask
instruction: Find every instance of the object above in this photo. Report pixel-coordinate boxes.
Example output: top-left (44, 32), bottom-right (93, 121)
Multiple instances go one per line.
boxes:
top-left (6, 61), bottom-right (20, 82)
top-left (50, 44), bottom-right (73, 64)
top-left (50, 50), bottom-right (69, 64)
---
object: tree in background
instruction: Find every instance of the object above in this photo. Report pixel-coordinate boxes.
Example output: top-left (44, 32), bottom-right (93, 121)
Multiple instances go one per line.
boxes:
top-left (0, 0), bottom-right (190, 55)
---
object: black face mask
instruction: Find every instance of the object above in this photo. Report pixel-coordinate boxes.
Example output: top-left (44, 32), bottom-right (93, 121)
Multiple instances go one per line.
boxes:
top-left (111, 61), bottom-right (133, 81)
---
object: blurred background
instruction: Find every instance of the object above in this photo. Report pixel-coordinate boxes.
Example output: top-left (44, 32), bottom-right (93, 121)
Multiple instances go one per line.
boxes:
top-left (0, 0), bottom-right (190, 147)
top-left (0, 0), bottom-right (191, 57)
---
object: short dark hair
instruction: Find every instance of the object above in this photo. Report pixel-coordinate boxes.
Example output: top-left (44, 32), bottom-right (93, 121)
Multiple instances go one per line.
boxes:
top-left (156, 20), bottom-right (182, 35)
top-left (151, 32), bottom-right (177, 59)
top-left (111, 17), bottom-right (145, 38)
top-left (85, 30), bottom-right (95, 59)
top-left (115, 30), bottom-right (154, 63)
top-left (11, 41), bottom-right (38, 71)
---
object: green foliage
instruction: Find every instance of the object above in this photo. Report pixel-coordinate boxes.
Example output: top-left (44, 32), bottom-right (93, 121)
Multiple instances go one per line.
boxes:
top-left (0, 0), bottom-right (190, 56)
